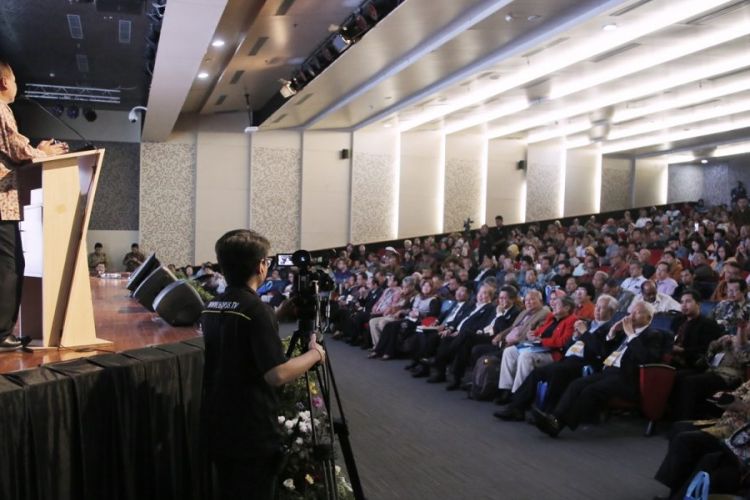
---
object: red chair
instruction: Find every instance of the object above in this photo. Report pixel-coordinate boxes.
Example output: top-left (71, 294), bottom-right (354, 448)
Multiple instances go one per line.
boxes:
top-left (608, 363), bottom-right (676, 436)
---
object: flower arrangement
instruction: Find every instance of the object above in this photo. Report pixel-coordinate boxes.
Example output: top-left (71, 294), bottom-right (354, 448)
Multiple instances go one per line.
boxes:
top-left (277, 338), bottom-right (355, 499)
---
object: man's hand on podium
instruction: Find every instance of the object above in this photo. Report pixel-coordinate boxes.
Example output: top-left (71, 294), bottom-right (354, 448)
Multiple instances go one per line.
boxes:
top-left (38, 139), bottom-right (69, 156)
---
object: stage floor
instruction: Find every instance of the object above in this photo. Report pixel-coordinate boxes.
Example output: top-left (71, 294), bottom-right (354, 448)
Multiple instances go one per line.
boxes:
top-left (0, 277), bottom-right (201, 374)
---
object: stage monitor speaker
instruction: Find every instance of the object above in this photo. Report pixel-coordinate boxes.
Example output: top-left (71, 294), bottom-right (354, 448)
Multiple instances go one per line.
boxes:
top-left (153, 280), bottom-right (205, 326)
top-left (133, 265), bottom-right (177, 311)
top-left (126, 252), bottom-right (159, 292)
top-left (516, 160), bottom-right (527, 170)
top-left (340, 148), bottom-right (350, 160)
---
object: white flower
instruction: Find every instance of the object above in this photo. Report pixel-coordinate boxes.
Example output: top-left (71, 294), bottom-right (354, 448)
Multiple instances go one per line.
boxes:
top-left (278, 416), bottom-right (286, 424)
top-left (295, 437), bottom-right (304, 445)
top-left (283, 478), bottom-right (295, 490)
top-left (305, 474), bottom-right (314, 485)
top-left (301, 410), bottom-right (311, 420)
top-left (335, 465), bottom-right (341, 475)
top-left (284, 420), bottom-right (295, 430)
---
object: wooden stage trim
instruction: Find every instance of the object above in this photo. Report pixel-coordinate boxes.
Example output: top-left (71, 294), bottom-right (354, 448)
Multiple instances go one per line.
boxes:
top-left (0, 277), bottom-right (201, 374)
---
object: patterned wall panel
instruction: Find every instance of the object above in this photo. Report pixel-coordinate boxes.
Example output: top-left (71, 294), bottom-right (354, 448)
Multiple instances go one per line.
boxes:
top-left (525, 158), bottom-right (561, 221)
top-left (65, 140), bottom-right (140, 230)
top-left (601, 160), bottom-right (631, 212)
top-left (350, 152), bottom-right (396, 243)
top-left (667, 164), bottom-right (703, 204)
top-left (444, 157), bottom-right (482, 233)
top-left (250, 147), bottom-right (301, 253)
top-left (704, 164), bottom-right (730, 206)
top-left (139, 142), bottom-right (196, 266)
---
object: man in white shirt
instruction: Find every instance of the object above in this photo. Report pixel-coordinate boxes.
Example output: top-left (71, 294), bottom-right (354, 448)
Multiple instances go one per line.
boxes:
top-left (620, 261), bottom-right (648, 295)
top-left (628, 280), bottom-right (681, 314)
top-left (654, 261), bottom-right (678, 296)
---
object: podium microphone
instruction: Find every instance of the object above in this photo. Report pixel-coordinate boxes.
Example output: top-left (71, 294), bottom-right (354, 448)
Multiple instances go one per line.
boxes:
top-left (19, 96), bottom-right (97, 152)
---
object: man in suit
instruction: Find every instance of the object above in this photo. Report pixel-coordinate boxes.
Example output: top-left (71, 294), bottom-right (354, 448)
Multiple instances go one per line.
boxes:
top-left (445, 285), bottom-right (522, 390)
top-left (669, 288), bottom-right (722, 371)
top-left (494, 294), bottom-right (618, 421)
top-left (534, 301), bottom-right (667, 437)
top-left (408, 285), bottom-right (473, 376)
top-left (468, 289), bottom-right (550, 370)
top-left (0, 61), bottom-right (68, 351)
top-left (495, 295), bottom-right (577, 403)
top-left (427, 283), bottom-right (497, 384)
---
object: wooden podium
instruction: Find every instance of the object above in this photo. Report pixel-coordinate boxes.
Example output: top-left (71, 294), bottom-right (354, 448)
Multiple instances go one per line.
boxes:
top-left (17, 149), bottom-right (111, 348)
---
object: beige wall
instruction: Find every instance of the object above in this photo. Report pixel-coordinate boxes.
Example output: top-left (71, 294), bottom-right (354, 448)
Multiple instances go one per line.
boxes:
top-left (564, 146), bottom-right (601, 217)
top-left (601, 157), bottom-right (632, 212)
top-left (634, 157), bottom-right (668, 207)
top-left (444, 133), bottom-right (485, 232)
top-left (86, 230), bottom-right (141, 272)
top-left (399, 130), bottom-right (444, 238)
top-left (526, 139), bottom-right (565, 221)
top-left (487, 139), bottom-right (526, 224)
top-left (195, 112), bottom-right (251, 262)
top-left (301, 131), bottom-right (352, 250)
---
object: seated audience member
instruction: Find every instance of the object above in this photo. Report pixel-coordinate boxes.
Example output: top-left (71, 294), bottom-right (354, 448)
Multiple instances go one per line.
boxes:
top-left (473, 255), bottom-right (497, 285)
top-left (672, 268), bottom-right (695, 301)
top-left (628, 280), bottom-right (681, 314)
top-left (661, 249), bottom-right (684, 281)
top-left (563, 276), bottom-right (578, 296)
top-left (533, 302), bottom-right (665, 437)
top-left (550, 260), bottom-right (573, 288)
top-left (366, 277), bottom-right (417, 351)
top-left (591, 271), bottom-right (609, 298)
top-left (340, 276), bottom-right (384, 346)
top-left (669, 288), bottom-right (722, 371)
top-left (620, 261), bottom-right (648, 295)
top-left (469, 290), bottom-right (550, 367)
top-left (536, 256), bottom-right (556, 289)
top-left (371, 279), bottom-right (440, 360)
top-left (609, 253), bottom-right (630, 281)
top-left (670, 317), bottom-right (750, 421)
top-left (353, 273), bottom-right (402, 346)
top-left (574, 282), bottom-right (596, 321)
top-left (409, 285), bottom-right (474, 377)
top-left (692, 251), bottom-right (718, 283)
top-left (426, 283), bottom-right (497, 384)
top-left (88, 242), bottom-right (109, 272)
top-left (712, 279), bottom-right (750, 336)
top-left (494, 294), bottom-right (619, 420)
top-left (710, 259), bottom-right (743, 302)
top-left (441, 285), bottom-right (522, 389)
top-left (638, 248), bottom-right (656, 279)
top-left (602, 278), bottom-right (634, 314)
top-left (495, 295), bottom-right (577, 404)
top-left (655, 381), bottom-right (750, 500)
top-left (654, 261), bottom-right (678, 297)
top-left (519, 269), bottom-right (543, 298)
top-left (122, 243), bottom-right (145, 272)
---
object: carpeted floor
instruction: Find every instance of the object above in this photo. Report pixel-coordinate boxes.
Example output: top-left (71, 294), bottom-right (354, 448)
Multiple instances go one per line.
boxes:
top-left (294, 326), bottom-right (672, 500)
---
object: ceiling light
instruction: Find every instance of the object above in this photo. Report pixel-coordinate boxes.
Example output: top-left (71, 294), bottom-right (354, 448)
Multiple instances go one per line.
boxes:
top-left (714, 141), bottom-right (750, 157)
top-left (602, 23), bottom-right (618, 31)
top-left (211, 39), bottom-right (225, 47)
top-left (197, 72), bottom-right (209, 79)
top-left (504, 13), bottom-right (515, 22)
top-left (383, 123), bottom-right (392, 128)
top-left (49, 72), bottom-right (55, 78)
top-left (600, 112), bottom-right (750, 153)
top-left (398, 0), bottom-right (738, 133)
top-left (527, 15), bottom-right (542, 21)
top-left (488, 51), bottom-right (750, 140)
top-left (700, 159), bottom-right (709, 163)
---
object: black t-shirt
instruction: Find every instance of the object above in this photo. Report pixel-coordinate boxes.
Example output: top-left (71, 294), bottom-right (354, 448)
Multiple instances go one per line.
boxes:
top-left (201, 285), bottom-right (287, 459)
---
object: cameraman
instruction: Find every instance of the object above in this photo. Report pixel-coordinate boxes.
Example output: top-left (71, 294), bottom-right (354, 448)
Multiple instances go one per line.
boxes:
top-left (202, 229), bottom-right (326, 500)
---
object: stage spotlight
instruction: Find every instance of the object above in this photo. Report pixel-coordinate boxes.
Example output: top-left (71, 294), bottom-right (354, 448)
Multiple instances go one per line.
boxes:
top-left (67, 105), bottom-right (80, 119)
top-left (83, 107), bottom-right (97, 122)
top-left (50, 104), bottom-right (64, 117)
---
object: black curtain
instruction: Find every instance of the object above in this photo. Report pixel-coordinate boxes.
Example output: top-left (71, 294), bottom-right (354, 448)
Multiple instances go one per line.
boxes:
top-left (0, 340), bottom-right (211, 500)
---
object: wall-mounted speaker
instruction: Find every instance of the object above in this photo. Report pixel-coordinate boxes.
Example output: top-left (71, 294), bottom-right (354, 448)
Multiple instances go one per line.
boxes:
top-left (126, 252), bottom-right (159, 292)
top-left (340, 148), bottom-right (350, 160)
top-left (517, 160), bottom-right (527, 170)
top-left (132, 265), bottom-right (177, 311)
top-left (153, 280), bottom-right (205, 326)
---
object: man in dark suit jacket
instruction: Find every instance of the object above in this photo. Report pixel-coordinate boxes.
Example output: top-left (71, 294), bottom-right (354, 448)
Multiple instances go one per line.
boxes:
top-left (495, 294), bottom-right (619, 421)
top-left (427, 284), bottom-right (498, 385)
top-left (534, 301), bottom-right (669, 437)
top-left (407, 286), bottom-right (474, 375)
top-left (670, 288), bottom-right (722, 370)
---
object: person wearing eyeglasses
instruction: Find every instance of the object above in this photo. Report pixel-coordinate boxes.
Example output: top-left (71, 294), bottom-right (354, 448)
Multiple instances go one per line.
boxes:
top-left (201, 229), bottom-right (326, 500)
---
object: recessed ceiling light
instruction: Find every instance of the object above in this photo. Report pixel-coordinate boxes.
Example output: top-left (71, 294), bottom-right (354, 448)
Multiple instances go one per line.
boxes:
top-left (527, 15), bottom-right (542, 21)
top-left (49, 72), bottom-right (55, 78)
top-left (212, 39), bottom-right (225, 47)
top-left (602, 23), bottom-right (618, 31)
top-left (701, 159), bottom-right (708, 164)
top-left (504, 13), bottom-right (515, 22)
top-left (383, 123), bottom-right (392, 128)
top-left (197, 72), bottom-right (209, 79)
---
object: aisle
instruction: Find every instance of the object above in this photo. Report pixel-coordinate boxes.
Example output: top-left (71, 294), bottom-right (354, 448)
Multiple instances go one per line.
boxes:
top-left (319, 335), bottom-right (669, 500)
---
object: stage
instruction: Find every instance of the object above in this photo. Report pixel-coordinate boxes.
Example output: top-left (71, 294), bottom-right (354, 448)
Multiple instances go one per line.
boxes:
top-left (0, 277), bottom-right (201, 374)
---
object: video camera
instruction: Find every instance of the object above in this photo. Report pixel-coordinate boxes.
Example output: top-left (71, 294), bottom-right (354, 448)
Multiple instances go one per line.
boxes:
top-left (277, 250), bottom-right (334, 326)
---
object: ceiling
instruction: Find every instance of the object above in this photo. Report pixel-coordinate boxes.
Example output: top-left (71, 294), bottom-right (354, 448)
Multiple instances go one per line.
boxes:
top-left (3, 0), bottom-right (749, 158)
top-left (0, 0), bottom-right (158, 110)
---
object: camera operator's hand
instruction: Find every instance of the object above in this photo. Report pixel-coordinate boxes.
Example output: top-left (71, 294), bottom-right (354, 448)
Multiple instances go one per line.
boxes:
top-left (308, 335), bottom-right (326, 365)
